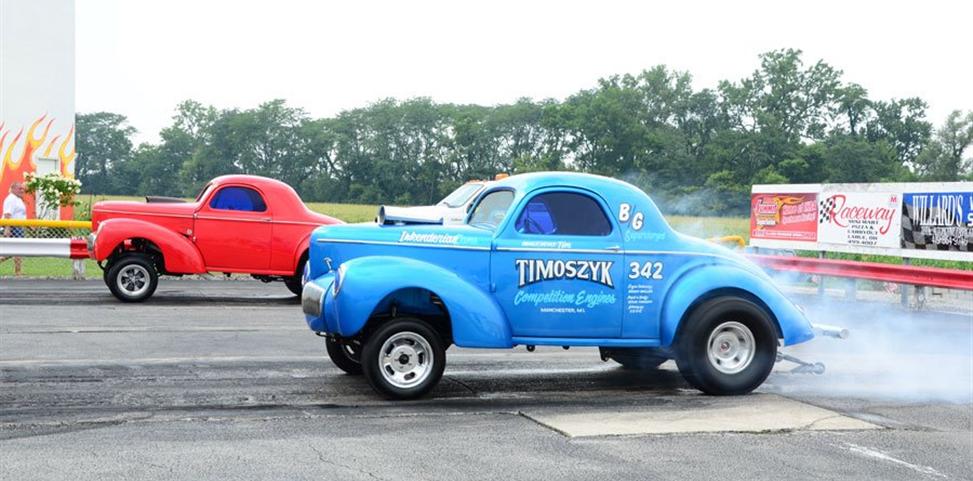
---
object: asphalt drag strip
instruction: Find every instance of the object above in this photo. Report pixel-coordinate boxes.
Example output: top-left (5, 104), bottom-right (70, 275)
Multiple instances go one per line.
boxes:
top-left (1, 279), bottom-right (970, 481)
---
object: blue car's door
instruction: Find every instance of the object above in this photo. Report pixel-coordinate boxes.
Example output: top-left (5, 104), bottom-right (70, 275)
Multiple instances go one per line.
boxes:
top-left (490, 188), bottom-right (625, 338)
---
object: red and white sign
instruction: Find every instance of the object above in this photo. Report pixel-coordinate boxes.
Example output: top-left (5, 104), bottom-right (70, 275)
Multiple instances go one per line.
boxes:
top-left (818, 191), bottom-right (901, 248)
top-left (750, 193), bottom-right (818, 242)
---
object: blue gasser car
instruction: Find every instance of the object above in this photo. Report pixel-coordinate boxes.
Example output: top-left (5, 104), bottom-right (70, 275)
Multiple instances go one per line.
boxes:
top-left (302, 172), bottom-right (817, 399)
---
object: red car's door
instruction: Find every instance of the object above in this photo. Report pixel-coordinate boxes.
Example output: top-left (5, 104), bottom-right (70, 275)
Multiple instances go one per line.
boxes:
top-left (193, 185), bottom-right (272, 271)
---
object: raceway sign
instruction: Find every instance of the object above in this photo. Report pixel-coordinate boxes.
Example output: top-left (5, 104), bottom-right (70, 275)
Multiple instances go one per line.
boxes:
top-left (818, 191), bottom-right (901, 248)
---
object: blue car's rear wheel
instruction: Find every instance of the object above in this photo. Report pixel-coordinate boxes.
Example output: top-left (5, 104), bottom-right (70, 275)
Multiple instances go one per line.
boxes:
top-left (325, 337), bottom-right (362, 375)
top-left (600, 348), bottom-right (668, 370)
top-left (361, 318), bottom-right (446, 400)
top-left (675, 297), bottom-right (777, 395)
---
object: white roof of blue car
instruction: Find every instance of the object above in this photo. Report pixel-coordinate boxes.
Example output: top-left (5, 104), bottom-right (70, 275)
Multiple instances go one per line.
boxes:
top-left (487, 172), bottom-right (642, 197)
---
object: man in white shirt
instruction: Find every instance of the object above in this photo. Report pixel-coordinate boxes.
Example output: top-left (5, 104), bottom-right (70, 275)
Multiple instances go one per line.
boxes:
top-left (1, 181), bottom-right (27, 276)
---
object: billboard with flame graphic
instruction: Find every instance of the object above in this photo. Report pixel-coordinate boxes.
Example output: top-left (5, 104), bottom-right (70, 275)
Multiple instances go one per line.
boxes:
top-left (750, 193), bottom-right (818, 242)
top-left (0, 0), bottom-right (76, 219)
top-left (0, 117), bottom-right (77, 219)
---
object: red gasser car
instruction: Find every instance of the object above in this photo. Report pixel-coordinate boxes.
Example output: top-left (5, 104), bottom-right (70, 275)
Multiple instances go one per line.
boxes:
top-left (90, 175), bottom-right (341, 302)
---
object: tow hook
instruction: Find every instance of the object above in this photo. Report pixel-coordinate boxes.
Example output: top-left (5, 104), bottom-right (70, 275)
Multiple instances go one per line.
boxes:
top-left (776, 323), bottom-right (849, 375)
top-left (776, 352), bottom-right (826, 375)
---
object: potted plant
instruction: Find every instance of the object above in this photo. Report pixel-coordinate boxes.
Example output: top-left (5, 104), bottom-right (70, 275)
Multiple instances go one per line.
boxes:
top-left (23, 172), bottom-right (83, 218)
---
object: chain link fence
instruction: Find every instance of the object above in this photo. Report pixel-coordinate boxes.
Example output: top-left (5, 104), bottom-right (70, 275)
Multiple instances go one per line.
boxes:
top-left (0, 220), bottom-right (93, 279)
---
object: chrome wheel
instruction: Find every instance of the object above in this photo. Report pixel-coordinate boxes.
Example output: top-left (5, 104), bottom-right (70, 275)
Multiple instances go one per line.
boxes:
top-left (706, 321), bottom-right (755, 375)
top-left (117, 264), bottom-right (150, 297)
top-left (378, 331), bottom-right (434, 389)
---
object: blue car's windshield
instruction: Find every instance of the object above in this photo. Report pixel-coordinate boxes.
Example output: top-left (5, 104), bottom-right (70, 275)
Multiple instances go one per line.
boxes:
top-left (468, 190), bottom-right (514, 231)
top-left (439, 183), bottom-right (483, 208)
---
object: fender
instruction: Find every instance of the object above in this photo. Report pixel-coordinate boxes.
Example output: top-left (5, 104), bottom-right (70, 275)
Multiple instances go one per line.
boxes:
top-left (325, 256), bottom-right (512, 348)
top-left (94, 218), bottom-right (207, 274)
top-left (291, 233), bottom-right (311, 272)
top-left (660, 263), bottom-right (814, 347)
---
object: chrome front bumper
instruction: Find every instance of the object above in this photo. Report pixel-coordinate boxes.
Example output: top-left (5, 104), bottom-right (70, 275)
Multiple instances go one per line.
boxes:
top-left (302, 281), bottom-right (327, 318)
top-left (86, 232), bottom-right (97, 256)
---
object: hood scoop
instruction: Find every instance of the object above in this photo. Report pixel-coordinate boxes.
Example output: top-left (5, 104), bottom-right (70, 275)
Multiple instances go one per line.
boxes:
top-left (377, 206), bottom-right (443, 226)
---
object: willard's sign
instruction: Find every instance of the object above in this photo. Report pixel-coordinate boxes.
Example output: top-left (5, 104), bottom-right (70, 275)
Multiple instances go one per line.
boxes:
top-left (902, 192), bottom-right (973, 252)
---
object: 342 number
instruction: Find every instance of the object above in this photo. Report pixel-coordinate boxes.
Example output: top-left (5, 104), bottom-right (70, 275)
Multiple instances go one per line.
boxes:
top-left (628, 261), bottom-right (663, 280)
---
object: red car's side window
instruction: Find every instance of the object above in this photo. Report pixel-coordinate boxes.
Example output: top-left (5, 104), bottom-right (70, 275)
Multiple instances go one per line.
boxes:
top-left (209, 187), bottom-right (267, 212)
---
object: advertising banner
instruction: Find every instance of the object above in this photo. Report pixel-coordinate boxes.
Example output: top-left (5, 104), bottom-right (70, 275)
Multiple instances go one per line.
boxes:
top-left (0, 0), bottom-right (76, 219)
top-left (817, 191), bottom-right (901, 248)
top-left (750, 193), bottom-right (818, 241)
top-left (901, 192), bottom-right (973, 252)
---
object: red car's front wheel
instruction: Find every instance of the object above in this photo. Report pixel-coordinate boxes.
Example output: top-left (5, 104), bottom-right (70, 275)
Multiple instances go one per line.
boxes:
top-left (106, 254), bottom-right (159, 303)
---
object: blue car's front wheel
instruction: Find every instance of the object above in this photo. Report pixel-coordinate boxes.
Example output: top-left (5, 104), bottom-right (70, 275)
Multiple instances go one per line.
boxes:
top-left (361, 318), bottom-right (446, 400)
top-left (675, 297), bottom-right (777, 395)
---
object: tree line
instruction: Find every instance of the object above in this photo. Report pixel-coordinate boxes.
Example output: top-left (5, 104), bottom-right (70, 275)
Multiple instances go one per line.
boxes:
top-left (75, 49), bottom-right (973, 216)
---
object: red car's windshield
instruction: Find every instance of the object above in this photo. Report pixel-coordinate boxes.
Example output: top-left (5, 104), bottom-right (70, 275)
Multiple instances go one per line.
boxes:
top-left (194, 183), bottom-right (214, 203)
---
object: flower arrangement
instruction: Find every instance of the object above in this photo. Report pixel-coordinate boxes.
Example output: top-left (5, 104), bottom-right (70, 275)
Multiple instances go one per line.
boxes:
top-left (23, 172), bottom-right (83, 208)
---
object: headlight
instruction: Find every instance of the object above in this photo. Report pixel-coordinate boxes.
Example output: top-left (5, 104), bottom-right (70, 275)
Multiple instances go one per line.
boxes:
top-left (334, 264), bottom-right (346, 296)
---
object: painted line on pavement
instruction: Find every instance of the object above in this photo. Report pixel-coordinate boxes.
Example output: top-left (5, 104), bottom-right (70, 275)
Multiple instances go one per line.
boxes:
top-left (839, 443), bottom-right (948, 478)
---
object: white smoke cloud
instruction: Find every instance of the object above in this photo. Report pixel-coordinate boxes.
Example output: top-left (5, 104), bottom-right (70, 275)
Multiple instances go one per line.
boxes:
top-left (767, 283), bottom-right (973, 403)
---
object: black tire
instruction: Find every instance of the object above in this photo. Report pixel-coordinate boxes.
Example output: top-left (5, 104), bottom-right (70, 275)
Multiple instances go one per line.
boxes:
top-left (102, 262), bottom-right (112, 288)
top-left (106, 254), bottom-right (159, 302)
top-left (284, 257), bottom-right (308, 296)
top-left (361, 318), bottom-right (446, 400)
top-left (674, 297), bottom-right (777, 395)
top-left (601, 347), bottom-right (668, 370)
top-left (284, 276), bottom-right (303, 296)
top-left (326, 337), bottom-right (363, 375)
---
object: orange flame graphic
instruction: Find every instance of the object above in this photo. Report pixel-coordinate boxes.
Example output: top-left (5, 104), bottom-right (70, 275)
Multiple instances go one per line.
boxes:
top-left (0, 115), bottom-right (76, 219)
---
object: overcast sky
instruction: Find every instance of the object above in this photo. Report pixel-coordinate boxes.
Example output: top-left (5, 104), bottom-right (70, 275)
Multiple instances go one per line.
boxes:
top-left (77, 0), bottom-right (973, 144)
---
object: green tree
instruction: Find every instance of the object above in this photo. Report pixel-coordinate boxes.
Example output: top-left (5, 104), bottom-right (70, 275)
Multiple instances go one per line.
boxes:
top-left (74, 50), bottom-right (953, 213)
top-left (821, 135), bottom-right (904, 183)
top-left (866, 98), bottom-right (931, 165)
top-left (74, 112), bottom-right (136, 194)
top-left (915, 110), bottom-right (973, 180)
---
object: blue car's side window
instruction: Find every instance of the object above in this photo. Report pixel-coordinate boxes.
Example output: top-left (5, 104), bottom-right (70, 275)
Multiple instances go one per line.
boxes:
top-left (515, 192), bottom-right (611, 236)
top-left (210, 186), bottom-right (267, 212)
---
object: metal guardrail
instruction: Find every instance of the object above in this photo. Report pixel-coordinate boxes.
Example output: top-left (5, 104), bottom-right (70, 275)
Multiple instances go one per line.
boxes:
top-left (0, 219), bottom-right (92, 278)
top-left (0, 237), bottom-right (91, 258)
top-left (746, 254), bottom-right (973, 291)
